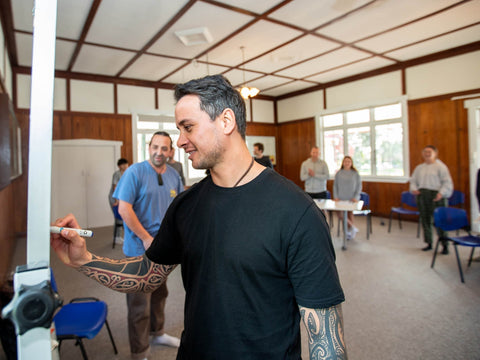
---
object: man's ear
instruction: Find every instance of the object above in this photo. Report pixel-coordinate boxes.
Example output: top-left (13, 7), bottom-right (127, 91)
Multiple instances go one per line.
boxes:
top-left (220, 108), bottom-right (236, 135)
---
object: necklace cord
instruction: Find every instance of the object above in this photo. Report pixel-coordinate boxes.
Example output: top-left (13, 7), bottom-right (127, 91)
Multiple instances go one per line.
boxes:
top-left (234, 157), bottom-right (255, 187)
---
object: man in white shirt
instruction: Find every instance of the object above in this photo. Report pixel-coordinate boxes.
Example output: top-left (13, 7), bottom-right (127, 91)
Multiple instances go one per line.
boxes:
top-left (300, 146), bottom-right (329, 199)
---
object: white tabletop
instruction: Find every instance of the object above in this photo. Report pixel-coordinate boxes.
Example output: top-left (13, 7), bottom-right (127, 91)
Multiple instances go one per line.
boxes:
top-left (314, 199), bottom-right (364, 212)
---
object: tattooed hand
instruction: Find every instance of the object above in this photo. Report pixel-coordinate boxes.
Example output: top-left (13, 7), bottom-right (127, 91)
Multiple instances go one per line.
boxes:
top-left (299, 304), bottom-right (347, 360)
top-left (50, 213), bottom-right (93, 267)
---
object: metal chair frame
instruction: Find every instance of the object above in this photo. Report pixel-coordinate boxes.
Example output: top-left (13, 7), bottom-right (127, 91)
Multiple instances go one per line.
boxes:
top-left (388, 191), bottom-right (420, 238)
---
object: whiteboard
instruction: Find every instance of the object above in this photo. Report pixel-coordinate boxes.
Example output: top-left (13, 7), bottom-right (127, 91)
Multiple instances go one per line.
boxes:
top-left (246, 136), bottom-right (276, 165)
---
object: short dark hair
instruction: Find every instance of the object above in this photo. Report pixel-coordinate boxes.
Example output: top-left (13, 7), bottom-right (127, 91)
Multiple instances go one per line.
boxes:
top-left (424, 145), bottom-right (437, 152)
top-left (253, 143), bottom-right (264, 152)
top-left (174, 75), bottom-right (247, 139)
top-left (117, 158), bottom-right (128, 166)
top-left (151, 131), bottom-right (173, 148)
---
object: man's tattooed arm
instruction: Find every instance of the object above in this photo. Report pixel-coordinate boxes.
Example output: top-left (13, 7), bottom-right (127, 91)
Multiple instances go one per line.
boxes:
top-left (77, 254), bottom-right (177, 293)
top-left (299, 304), bottom-right (347, 360)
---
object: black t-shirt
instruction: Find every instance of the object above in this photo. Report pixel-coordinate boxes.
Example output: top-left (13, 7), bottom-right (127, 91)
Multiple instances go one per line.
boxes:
top-left (146, 168), bottom-right (344, 359)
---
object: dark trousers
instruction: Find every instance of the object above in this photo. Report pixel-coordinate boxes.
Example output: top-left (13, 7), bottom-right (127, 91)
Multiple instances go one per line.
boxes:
top-left (416, 189), bottom-right (448, 246)
top-left (126, 281), bottom-right (168, 359)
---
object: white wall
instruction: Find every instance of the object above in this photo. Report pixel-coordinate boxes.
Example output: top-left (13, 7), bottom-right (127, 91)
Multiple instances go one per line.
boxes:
top-left (277, 90), bottom-right (323, 123)
top-left (406, 51), bottom-right (480, 100)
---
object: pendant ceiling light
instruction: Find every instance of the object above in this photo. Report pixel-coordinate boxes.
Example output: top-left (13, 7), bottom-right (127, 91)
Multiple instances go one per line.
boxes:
top-left (238, 46), bottom-right (259, 100)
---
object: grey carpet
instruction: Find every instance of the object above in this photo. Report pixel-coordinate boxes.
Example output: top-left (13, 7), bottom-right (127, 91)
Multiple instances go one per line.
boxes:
top-left (2, 216), bottom-right (480, 359)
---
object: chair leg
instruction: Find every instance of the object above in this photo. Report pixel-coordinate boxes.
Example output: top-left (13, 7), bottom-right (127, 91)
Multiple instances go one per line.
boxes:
top-left (366, 215), bottom-right (370, 240)
top-left (416, 221), bottom-right (420, 238)
top-left (453, 244), bottom-right (465, 283)
top-left (112, 223), bottom-right (118, 249)
top-left (104, 319), bottom-right (118, 354)
top-left (398, 213), bottom-right (402, 229)
top-left (431, 239), bottom-right (441, 268)
top-left (76, 338), bottom-right (89, 360)
top-left (467, 247), bottom-right (475, 267)
top-left (388, 212), bottom-right (393, 233)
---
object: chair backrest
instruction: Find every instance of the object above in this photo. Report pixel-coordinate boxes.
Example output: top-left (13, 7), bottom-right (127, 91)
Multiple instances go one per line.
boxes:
top-left (401, 191), bottom-right (417, 208)
top-left (112, 205), bottom-right (122, 221)
top-left (326, 190), bottom-right (331, 199)
top-left (433, 207), bottom-right (469, 232)
top-left (360, 192), bottom-right (369, 207)
top-left (448, 190), bottom-right (465, 207)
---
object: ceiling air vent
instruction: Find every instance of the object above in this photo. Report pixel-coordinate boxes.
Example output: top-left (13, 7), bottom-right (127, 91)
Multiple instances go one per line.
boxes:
top-left (174, 27), bottom-right (213, 46)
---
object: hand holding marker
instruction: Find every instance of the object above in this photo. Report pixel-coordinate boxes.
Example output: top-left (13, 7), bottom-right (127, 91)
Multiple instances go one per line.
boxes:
top-left (50, 226), bottom-right (94, 238)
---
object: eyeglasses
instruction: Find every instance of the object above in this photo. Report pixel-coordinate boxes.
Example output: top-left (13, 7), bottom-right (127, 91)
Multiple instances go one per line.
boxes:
top-left (158, 173), bottom-right (163, 186)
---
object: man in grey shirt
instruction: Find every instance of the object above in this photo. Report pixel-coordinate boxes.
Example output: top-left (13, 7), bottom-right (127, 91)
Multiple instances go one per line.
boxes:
top-left (300, 146), bottom-right (329, 199)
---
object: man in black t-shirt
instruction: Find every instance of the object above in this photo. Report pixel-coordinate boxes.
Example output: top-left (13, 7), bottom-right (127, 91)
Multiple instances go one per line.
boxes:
top-left (51, 75), bottom-right (347, 360)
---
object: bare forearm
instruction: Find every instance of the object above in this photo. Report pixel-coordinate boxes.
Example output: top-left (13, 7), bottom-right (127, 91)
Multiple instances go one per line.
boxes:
top-left (300, 304), bottom-right (347, 360)
top-left (77, 254), bottom-right (176, 293)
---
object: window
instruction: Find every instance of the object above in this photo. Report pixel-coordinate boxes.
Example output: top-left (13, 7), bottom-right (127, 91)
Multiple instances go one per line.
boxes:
top-left (316, 97), bottom-right (409, 182)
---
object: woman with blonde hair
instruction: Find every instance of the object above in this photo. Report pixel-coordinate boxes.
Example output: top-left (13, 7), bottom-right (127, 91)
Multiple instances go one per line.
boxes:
top-left (333, 155), bottom-right (362, 239)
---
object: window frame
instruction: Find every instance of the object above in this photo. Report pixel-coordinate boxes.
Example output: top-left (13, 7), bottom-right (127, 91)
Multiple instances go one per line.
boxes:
top-left (315, 96), bottom-right (410, 183)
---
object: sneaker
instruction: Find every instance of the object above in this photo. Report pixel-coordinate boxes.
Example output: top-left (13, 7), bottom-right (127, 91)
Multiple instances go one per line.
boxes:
top-left (350, 227), bottom-right (359, 239)
top-left (152, 333), bottom-right (180, 348)
top-left (422, 244), bottom-right (432, 251)
top-left (115, 236), bottom-right (124, 244)
top-left (441, 246), bottom-right (449, 255)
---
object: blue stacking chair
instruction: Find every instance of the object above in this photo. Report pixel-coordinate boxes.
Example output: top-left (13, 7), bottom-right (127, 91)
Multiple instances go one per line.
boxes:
top-left (431, 207), bottom-right (480, 283)
top-left (51, 272), bottom-right (118, 359)
top-left (448, 190), bottom-right (465, 208)
top-left (388, 191), bottom-right (420, 238)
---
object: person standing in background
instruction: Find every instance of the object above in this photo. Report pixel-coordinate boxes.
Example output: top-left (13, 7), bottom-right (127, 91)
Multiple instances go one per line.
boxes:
top-left (168, 146), bottom-right (186, 185)
top-left (114, 131), bottom-right (183, 360)
top-left (253, 142), bottom-right (273, 168)
top-left (410, 145), bottom-right (453, 254)
top-left (108, 158), bottom-right (129, 207)
top-left (333, 156), bottom-right (362, 239)
top-left (300, 146), bottom-right (329, 199)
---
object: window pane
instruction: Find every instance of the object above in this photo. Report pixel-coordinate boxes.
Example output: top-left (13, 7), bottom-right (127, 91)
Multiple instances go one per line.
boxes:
top-left (346, 109), bottom-right (369, 124)
top-left (374, 103), bottom-right (402, 121)
top-left (323, 113), bottom-right (343, 127)
top-left (347, 126), bottom-right (371, 175)
top-left (323, 130), bottom-right (344, 173)
top-left (138, 121), bottom-right (160, 130)
top-left (375, 123), bottom-right (404, 176)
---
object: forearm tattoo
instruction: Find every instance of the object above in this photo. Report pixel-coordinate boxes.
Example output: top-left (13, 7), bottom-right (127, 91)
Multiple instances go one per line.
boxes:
top-left (300, 304), bottom-right (347, 360)
top-left (77, 254), bottom-right (177, 293)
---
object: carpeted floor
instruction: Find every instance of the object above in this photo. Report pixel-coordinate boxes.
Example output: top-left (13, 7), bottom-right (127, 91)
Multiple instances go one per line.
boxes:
top-left (3, 215), bottom-right (480, 359)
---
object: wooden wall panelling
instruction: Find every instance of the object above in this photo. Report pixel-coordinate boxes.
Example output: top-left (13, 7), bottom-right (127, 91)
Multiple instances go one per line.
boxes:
top-left (0, 185), bottom-right (15, 286)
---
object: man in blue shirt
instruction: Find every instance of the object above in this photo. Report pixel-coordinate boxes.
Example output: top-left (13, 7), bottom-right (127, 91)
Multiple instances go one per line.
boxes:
top-left (114, 131), bottom-right (183, 360)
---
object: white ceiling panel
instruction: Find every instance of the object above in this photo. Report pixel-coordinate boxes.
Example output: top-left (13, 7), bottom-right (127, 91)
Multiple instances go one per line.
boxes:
top-left (356, 0), bottom-right (480, 53)
top-left (244, 35), bottom-right (341, 72)
top-left (208, 20), bottom-right (303, 66)
top-left (72, 45), bottom-right (135, 76)
top-left (276, 46), bottom-right (371, 78)
top-left (86, 0), bottom-right (189, 50)
top-left (148, 2), bottom-right (254, 58)
top-left (12, 0), bottom-right (34, 32)
top-left (222, 69), bottom-right (267, 88)
top-left (307, 56), bottom-right (395, 83)
top-left (386, 24), bottom-right (480, 61)
top-left (262, 80), bottom-right (317, 97)
top-left (317, 0), bottom-right (459, 43)
top-left (56, 0), bottom-right (94, 40)
top-left (14, 33), bottom-right (76, 70)
top-left (248, 75), bottom-right (302, 90)
top-left (213, 0), bottom-right (285, 14)
top-left (162, 61), bottom-right (230, 84)
top-left (269, 0), bottom-right (372, 30)
top-left (121, 54), bottom-right (187, 81)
